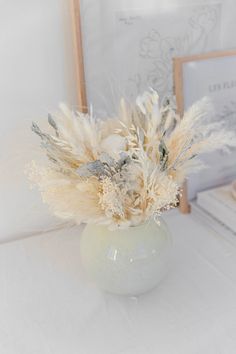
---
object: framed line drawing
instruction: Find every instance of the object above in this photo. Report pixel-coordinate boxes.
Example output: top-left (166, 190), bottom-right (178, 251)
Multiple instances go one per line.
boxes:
top-left (174, 50), bottom-right (236, 213)
top-left (71, 1), bottom-right (232, 214)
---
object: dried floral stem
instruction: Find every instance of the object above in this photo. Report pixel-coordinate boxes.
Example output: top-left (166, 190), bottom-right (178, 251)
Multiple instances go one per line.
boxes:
top-left (27, 90), bottom-right (236, 229)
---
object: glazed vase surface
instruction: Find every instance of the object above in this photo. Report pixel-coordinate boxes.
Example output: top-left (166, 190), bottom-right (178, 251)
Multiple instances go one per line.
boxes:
top-left (80, 218), bottom-right (172, 296)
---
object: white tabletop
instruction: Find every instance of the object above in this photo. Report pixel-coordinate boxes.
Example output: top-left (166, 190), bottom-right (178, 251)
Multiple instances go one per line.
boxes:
top-left (0, 211), bottom-right (236, 354)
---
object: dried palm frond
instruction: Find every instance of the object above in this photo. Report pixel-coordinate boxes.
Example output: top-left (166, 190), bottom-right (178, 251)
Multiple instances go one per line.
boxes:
top-left (27, 90), bottom-right (236, 229)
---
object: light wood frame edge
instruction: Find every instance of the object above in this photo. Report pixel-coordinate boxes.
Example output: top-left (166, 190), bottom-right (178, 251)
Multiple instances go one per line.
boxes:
top-left (173, 56), bottom-right (190, 214)
top-left (70, 0), bottom-right (88, 113)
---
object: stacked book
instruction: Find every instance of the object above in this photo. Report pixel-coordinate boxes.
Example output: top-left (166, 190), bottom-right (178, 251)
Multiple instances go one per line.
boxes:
top-left (191, 183), bottom-right (236, 237)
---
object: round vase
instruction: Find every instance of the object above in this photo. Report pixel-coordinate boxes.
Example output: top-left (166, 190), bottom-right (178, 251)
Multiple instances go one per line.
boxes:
top-left (80, 218), bottom-right (172, 296)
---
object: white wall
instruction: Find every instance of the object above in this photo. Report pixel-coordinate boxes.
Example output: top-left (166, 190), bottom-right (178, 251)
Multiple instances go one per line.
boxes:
top-left (0, 0), bottom-right (77, 241)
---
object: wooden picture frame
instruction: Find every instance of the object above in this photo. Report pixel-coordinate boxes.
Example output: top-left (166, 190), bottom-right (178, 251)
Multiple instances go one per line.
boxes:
top-left (70, 0), bottom-right (193, 215)
top-left (71, 0), bottom-right (88, 113)
top-left (71, 4), bottom-right (236, 215)
top-left (173, 49), bottom-right (236, 213)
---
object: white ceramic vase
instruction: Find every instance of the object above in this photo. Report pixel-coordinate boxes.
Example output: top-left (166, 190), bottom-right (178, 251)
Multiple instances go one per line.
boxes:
top-left (80, 218), bottom-right (172, 296)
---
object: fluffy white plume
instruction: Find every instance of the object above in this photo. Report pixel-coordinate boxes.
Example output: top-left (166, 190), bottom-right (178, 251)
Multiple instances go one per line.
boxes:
top-left (28, 90), bottom-right (236, 229)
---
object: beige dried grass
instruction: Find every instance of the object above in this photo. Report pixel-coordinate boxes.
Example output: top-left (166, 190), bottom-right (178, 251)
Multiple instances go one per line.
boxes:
top-left (27, 90), bottom-right (236, 229)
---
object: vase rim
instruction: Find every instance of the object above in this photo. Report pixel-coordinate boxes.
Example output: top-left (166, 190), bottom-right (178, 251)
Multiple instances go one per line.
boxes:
top-left (125, 215), bottom-right (162, 229)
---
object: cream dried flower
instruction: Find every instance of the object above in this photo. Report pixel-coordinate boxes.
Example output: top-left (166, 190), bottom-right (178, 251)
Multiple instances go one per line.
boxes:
top-left (27, 90), bottom-right (236, 229)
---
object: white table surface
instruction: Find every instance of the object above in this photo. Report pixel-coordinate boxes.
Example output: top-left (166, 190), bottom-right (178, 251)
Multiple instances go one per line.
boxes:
top-left (1, 211), bottom-right (236, 354)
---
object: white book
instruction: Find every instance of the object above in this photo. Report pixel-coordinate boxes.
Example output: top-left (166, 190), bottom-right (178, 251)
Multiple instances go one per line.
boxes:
top-left (191, 201), bottom-right (236, 241)
top-left (196, 184), bottom-right (236, 233)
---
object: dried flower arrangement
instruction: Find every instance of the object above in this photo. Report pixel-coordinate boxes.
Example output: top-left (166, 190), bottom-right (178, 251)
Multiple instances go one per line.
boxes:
top-left (28, 89), bottom-right (236, 229)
